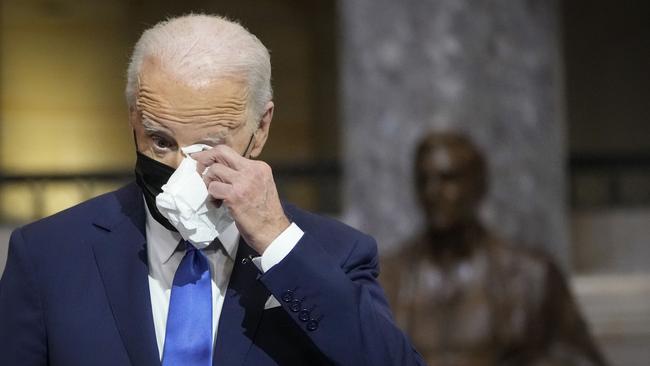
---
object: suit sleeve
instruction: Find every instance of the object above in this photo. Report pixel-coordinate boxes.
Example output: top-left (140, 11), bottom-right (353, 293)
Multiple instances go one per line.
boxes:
top-left (258, 231), bottom-right (425, 366)
top-left (0, 228), bottom-right (48, 366)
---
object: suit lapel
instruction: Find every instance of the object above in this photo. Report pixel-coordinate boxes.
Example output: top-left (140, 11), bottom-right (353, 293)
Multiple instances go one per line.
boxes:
top-left (213, 239), bottom-right (269, 366)
top-left (90, 183), bottom-right (161, 366)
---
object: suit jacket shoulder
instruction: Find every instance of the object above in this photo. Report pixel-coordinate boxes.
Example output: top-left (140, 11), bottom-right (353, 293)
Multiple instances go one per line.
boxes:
top-left (18, 182), bottom-right (145, 251)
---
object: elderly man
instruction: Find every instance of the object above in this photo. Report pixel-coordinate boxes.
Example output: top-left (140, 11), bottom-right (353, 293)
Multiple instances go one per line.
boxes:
top-left (0, 15), bottom-right (423, 366)
top-left (382, 131), bottom-right (607, 366)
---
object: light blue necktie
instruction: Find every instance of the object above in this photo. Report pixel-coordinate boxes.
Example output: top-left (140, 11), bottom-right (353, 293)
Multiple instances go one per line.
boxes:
top-left (162, 241), bottom-right (213, 366)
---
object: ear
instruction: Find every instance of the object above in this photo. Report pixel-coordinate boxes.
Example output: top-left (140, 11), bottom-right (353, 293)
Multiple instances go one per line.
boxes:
top-left (248, 101), bottom-right (274, 158)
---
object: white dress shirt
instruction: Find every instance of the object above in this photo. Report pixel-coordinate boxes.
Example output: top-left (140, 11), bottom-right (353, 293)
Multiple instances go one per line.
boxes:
top-left (144, 203), bottom-right (304, 359)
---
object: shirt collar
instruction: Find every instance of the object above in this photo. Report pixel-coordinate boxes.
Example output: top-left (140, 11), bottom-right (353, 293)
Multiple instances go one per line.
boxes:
top-left (144, 200), bottom-right (239, 264)
top-left (144, 203), bottom-right (181, 265)
top-left (217, 220), bottom-right (239, 261)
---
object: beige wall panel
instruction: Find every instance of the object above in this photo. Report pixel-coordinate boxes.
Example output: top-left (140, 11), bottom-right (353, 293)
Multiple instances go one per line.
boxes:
top-left (1, 0), bottom-right (133, 173)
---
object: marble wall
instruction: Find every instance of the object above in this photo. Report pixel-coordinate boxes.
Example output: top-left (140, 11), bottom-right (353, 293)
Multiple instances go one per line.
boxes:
top-left (339, 0), bottom-right (568, 265)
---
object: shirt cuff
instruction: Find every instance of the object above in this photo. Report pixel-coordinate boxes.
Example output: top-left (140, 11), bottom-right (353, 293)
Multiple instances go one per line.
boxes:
top-left (251, 222), bottom-right (304, 273)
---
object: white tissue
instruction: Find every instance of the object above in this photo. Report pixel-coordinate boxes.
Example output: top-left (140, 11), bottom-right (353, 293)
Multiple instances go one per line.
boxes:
top-left (155, 144), bottom-right (234, 248)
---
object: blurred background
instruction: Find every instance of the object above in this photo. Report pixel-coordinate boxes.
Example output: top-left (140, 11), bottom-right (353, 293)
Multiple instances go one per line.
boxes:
top-left (0, 0), bottom-right (648, 364)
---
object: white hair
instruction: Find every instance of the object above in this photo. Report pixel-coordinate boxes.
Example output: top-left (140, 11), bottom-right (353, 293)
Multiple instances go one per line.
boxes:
top-left (125, 14), bottom-right (272, 126)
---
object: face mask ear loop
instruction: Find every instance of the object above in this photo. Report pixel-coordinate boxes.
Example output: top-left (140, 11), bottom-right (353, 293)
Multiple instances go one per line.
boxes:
top-left (133, 130), bottom-right (140, 151)
top-left (242, 131), bottom-right (256, 158)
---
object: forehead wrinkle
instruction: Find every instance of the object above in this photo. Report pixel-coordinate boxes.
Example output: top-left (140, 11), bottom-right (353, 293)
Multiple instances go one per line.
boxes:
top-left (137, 93), bottom-right (247, 127)
top-left (138, 99), bottom-right (248, 116)
top-left (140, 110), bottom-right (175, 130)
top-left (138, 86), bottom-right (248, 114)
top-left (140, 108), bottom-right (241, 129)
top-left (163, 106), bottom-right (246, 119)
top-left (137, 72), bottom-right (250, 107)
top-left (136, 68), bottom-right (251, 128)
top-left (141, 115), bottom-right (172, 133)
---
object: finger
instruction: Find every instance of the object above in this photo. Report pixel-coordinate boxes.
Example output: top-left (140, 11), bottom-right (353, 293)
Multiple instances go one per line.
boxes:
top-left (202, 163), bottom-right (239, 186)
top-left (210, 144), bottom-right (247, 170)
top-left (190, 149), bottom-right (215, 174)
top-left (191, 148), bottom-right (219, 173)
top-left (207, 180), bottom-right (232, 201)
top-left (192, 144), bottom-right (245, 172)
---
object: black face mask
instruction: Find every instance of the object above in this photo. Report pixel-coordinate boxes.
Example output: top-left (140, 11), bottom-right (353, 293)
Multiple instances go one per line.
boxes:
top-left (133, 131), bottom-right (256, 232)
top-left (134, 152), bottom-right (178, 232)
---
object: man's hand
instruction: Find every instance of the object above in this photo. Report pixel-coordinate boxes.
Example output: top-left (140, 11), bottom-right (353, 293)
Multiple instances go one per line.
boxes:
top-left (191, 145), bottom-right (290, 254)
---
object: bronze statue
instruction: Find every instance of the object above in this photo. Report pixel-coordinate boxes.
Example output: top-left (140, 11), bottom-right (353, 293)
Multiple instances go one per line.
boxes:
top-left (381, 132), bottom-right (607, 366)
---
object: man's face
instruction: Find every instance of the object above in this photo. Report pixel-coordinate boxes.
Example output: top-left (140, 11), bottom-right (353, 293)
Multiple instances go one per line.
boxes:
top-left (130, 58), bottom-right (268, 168)
top-left (416, 143), bottom-right (483, 232)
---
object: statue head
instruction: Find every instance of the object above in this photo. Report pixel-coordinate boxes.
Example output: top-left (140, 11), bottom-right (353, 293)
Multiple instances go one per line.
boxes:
top-left (414, 131), bottom-right (487, 233)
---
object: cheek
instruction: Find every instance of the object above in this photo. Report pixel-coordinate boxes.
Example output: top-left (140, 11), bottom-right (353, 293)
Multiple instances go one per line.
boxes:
top-left (157, 153), bottom-right (182, 169)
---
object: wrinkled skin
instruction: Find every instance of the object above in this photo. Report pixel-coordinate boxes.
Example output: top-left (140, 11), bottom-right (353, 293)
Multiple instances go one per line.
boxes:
top-left (130, 57), bottom-right (289, 254)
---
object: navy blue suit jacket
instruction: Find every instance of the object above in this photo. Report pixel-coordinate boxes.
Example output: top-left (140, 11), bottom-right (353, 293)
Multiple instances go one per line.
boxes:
top-left (0, 182), bottom-right (424, 365)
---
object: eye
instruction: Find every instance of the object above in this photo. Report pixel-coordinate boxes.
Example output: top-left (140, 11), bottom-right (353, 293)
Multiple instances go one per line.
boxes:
top-left (150, 134), bottom-right (176, 151)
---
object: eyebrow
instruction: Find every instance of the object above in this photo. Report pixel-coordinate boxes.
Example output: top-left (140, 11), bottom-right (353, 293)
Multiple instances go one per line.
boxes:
top-left (197, 129), bottom-right (231, 146)
top-left (195, 136), bottom-right (226, 146)
top-left (141, 115), bottom-right (227, 147)
top-left (141, 117), bottom-right (172, 134)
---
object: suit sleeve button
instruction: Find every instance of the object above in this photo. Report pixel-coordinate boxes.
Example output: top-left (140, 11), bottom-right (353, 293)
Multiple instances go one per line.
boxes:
top-left (281, 290), bottom-right (294, 303)
top-left (298, 309), bottom-right (311, 322)
top-left (289, 299), bottom-right (302, 312)
top-left (306, 319), bottom-right (319, 331)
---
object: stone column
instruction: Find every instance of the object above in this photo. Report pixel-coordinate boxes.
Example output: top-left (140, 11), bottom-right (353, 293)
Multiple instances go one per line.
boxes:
top-left (339, 0), bottom-right (568, 267)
